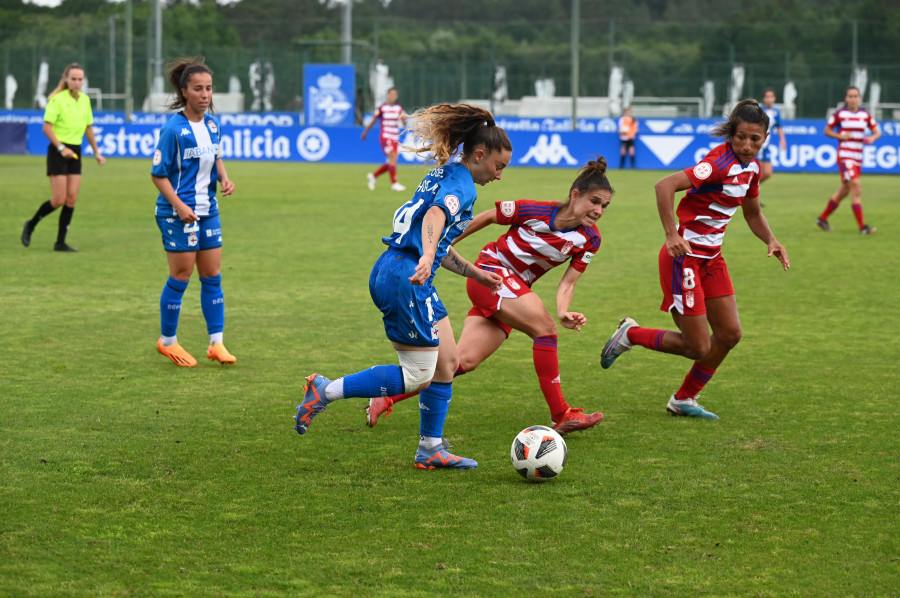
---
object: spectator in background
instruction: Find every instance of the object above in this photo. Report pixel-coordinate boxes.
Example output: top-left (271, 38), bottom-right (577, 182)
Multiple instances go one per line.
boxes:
top-left (618, 106), bottom-right (638, 169)
top-left (21, 62), bottom-right (105, 252)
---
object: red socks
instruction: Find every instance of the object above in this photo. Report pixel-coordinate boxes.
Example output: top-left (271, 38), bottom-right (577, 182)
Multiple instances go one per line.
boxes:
top-left (820, 199), bottom-right (839, 221)
top-left (852, 204), bottom-right (865, 229)
top-left (533, 335), bottom-right (569, 420)
top-left (675, 362), bottom-right (716, 400)
top-left (373, 164), bottom-right (389, 178)
top-left (626, 326), bottom-right (666, 351)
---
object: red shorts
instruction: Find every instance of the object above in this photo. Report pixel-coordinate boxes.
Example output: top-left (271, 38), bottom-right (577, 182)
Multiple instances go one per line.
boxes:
top-left (658, 245), bottom-right (734, 316)
top-left (466, 265), bottom-right (533, 337)
top-left (381, 138), bottom-right (399, 156)
top-left (839, 159), bottom-right (861, 181)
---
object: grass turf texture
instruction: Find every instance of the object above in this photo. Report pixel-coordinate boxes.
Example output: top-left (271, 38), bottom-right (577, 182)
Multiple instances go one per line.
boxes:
top-left (1, 155), bottom-right (897, 596)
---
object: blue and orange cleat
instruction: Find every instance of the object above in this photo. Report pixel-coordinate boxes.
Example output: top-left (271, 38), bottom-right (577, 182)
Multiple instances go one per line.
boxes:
top-left (294, 373), bottom-right (332, 435)
top-left (414, 442), bottom-right (478, 470)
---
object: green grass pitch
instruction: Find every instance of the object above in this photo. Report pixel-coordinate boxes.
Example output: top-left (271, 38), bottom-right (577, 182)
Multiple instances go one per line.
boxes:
top-left (1, 155), bottom-right (897, 596)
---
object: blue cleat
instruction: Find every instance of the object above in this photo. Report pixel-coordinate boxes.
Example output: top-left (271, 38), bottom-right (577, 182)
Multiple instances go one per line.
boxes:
top-left (294, 373), bottom-right (333, 435)
top-left (414, 443), bottom-right (478, 470)
top-left (666, 395), bottom-right (719, 420)
top-left (600, 317), bottom-right (638, 369)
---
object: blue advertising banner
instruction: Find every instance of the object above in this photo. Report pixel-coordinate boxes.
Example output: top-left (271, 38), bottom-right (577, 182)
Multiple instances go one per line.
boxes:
top-left (0, 122), bottom-right (26, 154)
top-left (6, 110), bottom-right (900, 174)
top-left (303, 64), bottom-right (355, 128)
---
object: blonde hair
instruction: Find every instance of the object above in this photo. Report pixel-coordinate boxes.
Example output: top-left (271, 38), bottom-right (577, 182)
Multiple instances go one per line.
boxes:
top-left (165, 56), bottom-right (215, 113)
top-left (404, 103), bottom-right (511, 166)
top-left (48, 63), bottom-right (84, 100)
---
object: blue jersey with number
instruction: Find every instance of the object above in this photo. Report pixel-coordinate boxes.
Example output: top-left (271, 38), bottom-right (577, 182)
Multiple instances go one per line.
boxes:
top-left (382, 162), bottom-right (477, 280)
top-left (151, 112), bottom-right (221, 218)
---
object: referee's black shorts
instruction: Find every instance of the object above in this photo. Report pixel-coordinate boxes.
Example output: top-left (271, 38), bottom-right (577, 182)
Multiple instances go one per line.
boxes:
top-left (46, 143), bottom-right (82, 176)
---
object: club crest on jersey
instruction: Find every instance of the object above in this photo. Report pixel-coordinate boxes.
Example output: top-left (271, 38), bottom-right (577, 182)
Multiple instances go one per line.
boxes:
top-left (560, 241), bottom-right (573, 255)
top-left (444, 194), bottom-right (460, 215)
top-left (153, 149), bottom-right (162, 166)
top-left (685, 291), bottom-right (695, 309)
top-left (693, 162), bottom-right (713, 180)
top-left (500, 201), bottom-right (515, 218)
top-left (207, 120), bottom-right (217, 133)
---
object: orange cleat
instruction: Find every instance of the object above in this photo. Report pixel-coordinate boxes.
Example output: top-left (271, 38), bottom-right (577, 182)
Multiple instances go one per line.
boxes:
top-left (207, 343), bottom-right (236, 365)
top-left (157, 339), bottom-right (197, 367)
top-left (365, 396), bottom-right (394, 427)
top-left (552, 407), bottom-right (603, 435)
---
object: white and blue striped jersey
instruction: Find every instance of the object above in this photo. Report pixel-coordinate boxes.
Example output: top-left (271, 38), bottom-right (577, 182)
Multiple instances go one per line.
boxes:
top-left (760, 105), bottom-right (781, 152)
top-left (382, 162), bottom-right (477, 281)
top-left (152, 113), bottom-right (221, 217)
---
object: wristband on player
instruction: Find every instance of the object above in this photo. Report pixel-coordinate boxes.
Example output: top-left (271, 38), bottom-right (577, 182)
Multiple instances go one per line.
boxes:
top-left (57, 144), bottom-right (65, 153)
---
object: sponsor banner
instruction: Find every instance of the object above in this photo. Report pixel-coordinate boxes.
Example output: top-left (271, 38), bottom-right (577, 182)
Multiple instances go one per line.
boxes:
top-left (303, 64), bottom-right (355, 128)
top-left (7, 110), bottom-right (900, 173)
top-left (0, 122), bottom-right (26, 154)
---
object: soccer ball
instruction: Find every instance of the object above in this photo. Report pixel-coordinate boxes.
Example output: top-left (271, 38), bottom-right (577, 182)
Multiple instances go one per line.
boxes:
top-left (510, 425), bottom-right (567, 482)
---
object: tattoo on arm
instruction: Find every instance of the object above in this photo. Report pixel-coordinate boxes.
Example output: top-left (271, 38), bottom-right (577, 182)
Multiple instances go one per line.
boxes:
top-left (427, 224), bottom-right (434, 245)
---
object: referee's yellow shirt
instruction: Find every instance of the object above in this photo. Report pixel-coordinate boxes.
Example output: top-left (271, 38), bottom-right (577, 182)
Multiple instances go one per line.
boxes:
top-left (43, 91), bottom-right (94, 145)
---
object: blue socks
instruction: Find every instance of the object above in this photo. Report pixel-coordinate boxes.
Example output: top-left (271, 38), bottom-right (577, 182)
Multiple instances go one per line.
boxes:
top-left (419, 381), bottom-right (451, 438)
top-left (200, 274), bottom-right (225, 335)
top-left (160, 276), bottom-right (189, 337)
top-left (340, 365), bottom-right (406, 399)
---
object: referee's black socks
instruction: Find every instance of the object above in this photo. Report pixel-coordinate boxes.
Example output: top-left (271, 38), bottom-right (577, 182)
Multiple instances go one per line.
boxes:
top-left (29, 200), bottom-right (57, 228)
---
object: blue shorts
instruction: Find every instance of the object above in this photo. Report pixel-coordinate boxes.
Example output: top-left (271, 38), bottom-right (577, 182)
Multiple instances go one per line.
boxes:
top-left (156, 213), bottom-right (222, 252)
top-left (369, 248), bottom-right (448, 348)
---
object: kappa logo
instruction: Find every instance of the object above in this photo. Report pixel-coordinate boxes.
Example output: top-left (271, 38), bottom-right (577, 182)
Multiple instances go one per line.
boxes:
top-left (180, 128), bottom-right (191, 136)
top-left (518, 134), bottom-right (577, 166)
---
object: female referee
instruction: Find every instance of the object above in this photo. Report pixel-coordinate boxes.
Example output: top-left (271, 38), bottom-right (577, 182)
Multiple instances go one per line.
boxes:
top-left (294, 103), bottom-right (512, 470)
top-left (22, 62), bottom-right (105, 252)
top-left (151, 56), bottom-right (237, 368)
top-left (600, 99), bottom-right (790, 420)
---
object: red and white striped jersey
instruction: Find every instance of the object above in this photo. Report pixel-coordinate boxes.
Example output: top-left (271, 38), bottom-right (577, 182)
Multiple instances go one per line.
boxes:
top-left (827, 106), bottom-right (878, 167)
top-left (475, 200), bottom-right (601, 286)
top-left (374, 102), bottom-right (404, 142)
top-left (679, 143), bottom-right (759, 259)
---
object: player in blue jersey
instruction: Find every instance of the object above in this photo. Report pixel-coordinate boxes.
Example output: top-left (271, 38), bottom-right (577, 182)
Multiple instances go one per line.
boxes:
top-left (758, 88), bottom-right (786, 185)
top-left (295, 103), bottom-right (512, 470)
top-left (151, 56), bottom-right (237, 368)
